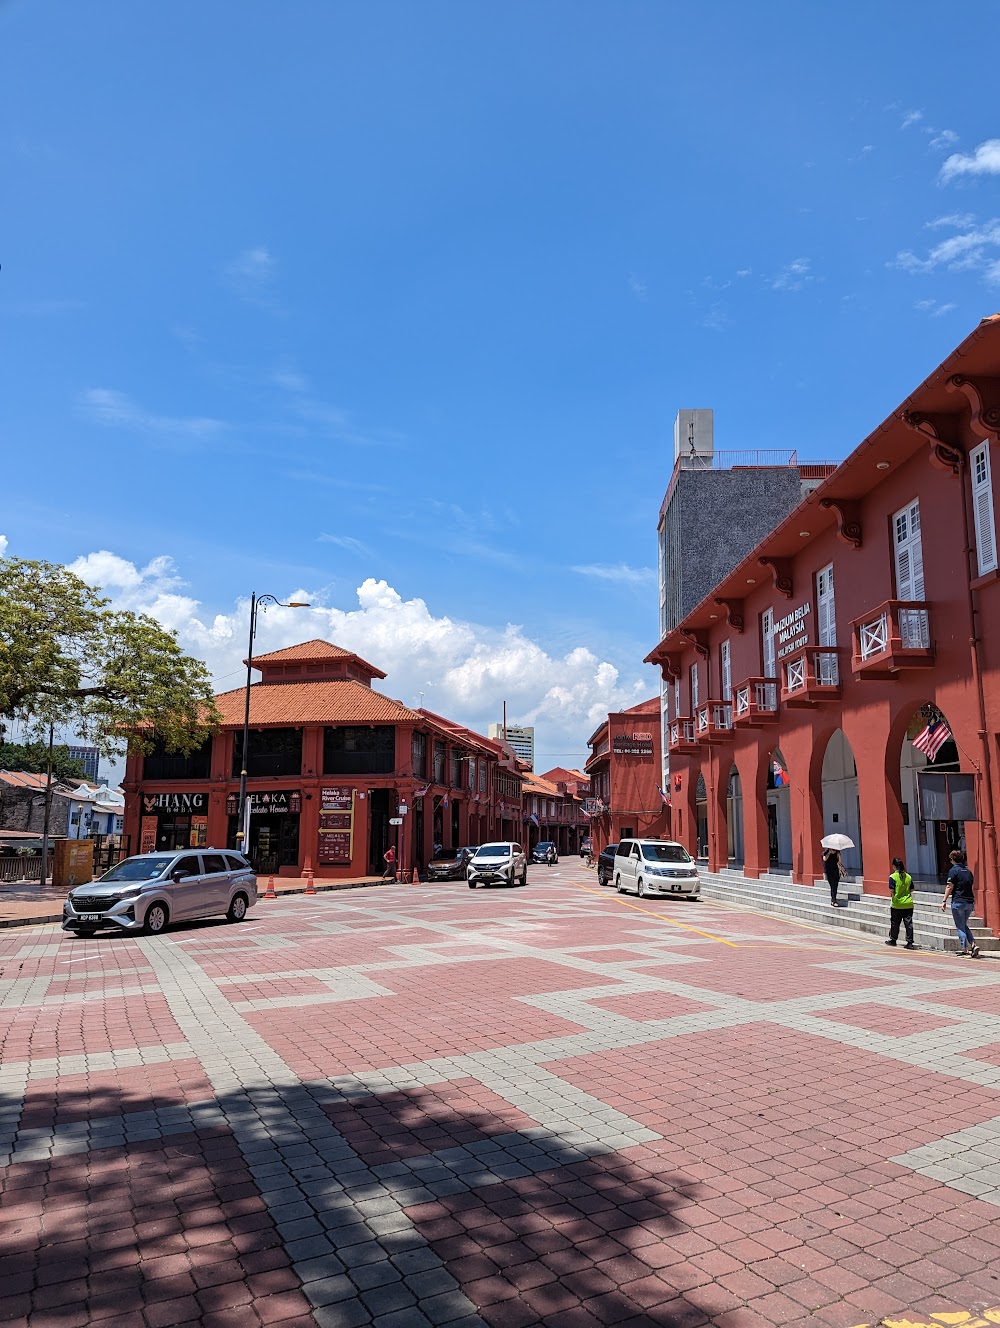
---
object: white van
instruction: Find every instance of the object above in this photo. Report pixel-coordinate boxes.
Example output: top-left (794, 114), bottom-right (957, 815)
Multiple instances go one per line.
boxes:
top-left (613, 839), bottom-right (699, 899)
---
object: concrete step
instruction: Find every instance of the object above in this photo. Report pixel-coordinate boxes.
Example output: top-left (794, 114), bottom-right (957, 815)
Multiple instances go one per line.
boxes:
top-left (697, 869), bottom-right (999, 953)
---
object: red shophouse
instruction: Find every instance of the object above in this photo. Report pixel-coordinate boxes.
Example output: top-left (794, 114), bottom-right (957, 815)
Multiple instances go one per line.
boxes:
top-left (646, 318), bottom-right (1000, 934)
top-left (585, 698), bottom-right (669, 854)
top-left (123, 640), bottom-right (512, 880)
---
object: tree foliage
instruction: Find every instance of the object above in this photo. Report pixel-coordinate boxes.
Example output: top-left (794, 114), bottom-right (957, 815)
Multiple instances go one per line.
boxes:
top-left (0, 740), bottom-right (87, 782)
top-left (0, 558), bottom-right (221, 756)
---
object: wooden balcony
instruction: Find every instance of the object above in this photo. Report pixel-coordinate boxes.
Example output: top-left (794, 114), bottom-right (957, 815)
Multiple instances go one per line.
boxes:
top-left (732, 678), bottom-right (779, 727)
top-left (850, 600), bottom-right (934, 680)
top-left (779, 646), bottom-right (843, 707)
top-left (695, 700), bottom-right (734, 743)
top-left (668, 717), bottom-right (699, 755)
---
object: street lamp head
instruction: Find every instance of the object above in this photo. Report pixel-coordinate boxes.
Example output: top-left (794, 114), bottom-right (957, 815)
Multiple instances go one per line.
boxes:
top-left (287, 601), bottom-right (311, 608)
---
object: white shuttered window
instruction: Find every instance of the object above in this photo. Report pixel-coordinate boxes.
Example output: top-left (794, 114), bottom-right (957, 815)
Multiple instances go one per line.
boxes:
top-left (761, 609), bottom-right (776, 679)
top-left (690, 663), bottom-right (700, 710)
top-left (971, 442), bottom-right (998, 575)
top-left (720, 640), bottom-right (731, 700)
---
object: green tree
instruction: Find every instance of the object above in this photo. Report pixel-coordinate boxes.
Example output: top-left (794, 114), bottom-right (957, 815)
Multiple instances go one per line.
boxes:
top-left (0, 558), bottom-right (220, 757)
top-left (0, 740), bottom-right (87, 782)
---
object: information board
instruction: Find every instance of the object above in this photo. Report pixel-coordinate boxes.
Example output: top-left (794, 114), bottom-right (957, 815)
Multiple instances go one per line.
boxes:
top-left (319, 786), bottom-right (355, 863)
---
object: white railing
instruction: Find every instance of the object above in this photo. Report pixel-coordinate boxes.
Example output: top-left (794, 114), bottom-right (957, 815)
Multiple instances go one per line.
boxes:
top-left (785, 657), bottom-right (806, 693)
top-left (710, 702), bottom-right (732, 731)
top-left (899, 607), bottom-right (931, 649)
top-left (669, 718), bottom-right (697, 746)
top-left (860, 612), bottom-right (889, 660)
top-left (756, 681), bottom-right (778, 711)
top-left (697, 708), bottom-right (709, 733)
top-left (734, 685), bottom-right (750, 717)
top-left (815, 649), bottom-right (840, 687)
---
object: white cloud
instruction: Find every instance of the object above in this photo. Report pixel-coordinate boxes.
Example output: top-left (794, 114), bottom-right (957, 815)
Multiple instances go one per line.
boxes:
top-left (67, 555), bottom-right (653, 766)
top-left (901, 109), bottom-right (923, 129)
top-left (894, 217), bottom-right (1000, 282)
top-left (771, 258), bottom-right (814, 292)
top-left (317, 533), bottom-right (373, 557)
top-left (928, 128), bottom-right (959, 151)
top-left (927, 212), bottom-right (977, 230)
top-left (0, 535), bottom-right (7, 558)
top-left (914, 299), bottom-right (958, 318)
top-left (628, 275), bottom-right (648, 301)
top-left (941, 139), bottom-right (1000, 183)
top-left (224, 245), bottom-right (278, 306)
top-left (571, 563), bottom-right (655, 585)
top-left (80, 389), bottom-right (227, 447)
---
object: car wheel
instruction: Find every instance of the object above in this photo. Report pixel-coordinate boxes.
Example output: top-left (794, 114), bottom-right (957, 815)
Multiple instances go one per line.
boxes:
top-left (615, 875), bottom-right (624, 893)
top-left (143, 903), bottom-right (169, 935)
top-left (521, 868), bottom-right (528, 885)
top-left (637, 879), bottom-right (645, 898)
top-left (597, 869), bottom-right (606, 886)
top-left (468, 881), bottom-right (476, 889)
top-left (227, 893), bottom-right (248, 923)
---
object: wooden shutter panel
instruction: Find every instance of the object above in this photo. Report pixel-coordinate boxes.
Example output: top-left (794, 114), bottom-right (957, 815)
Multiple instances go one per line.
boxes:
top-left (972, 443), bottom-right (998, 575)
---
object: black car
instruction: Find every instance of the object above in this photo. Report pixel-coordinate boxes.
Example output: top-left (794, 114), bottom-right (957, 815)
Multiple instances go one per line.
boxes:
top-left (426, 846), bottom-right (475, 881)
top-left (531, 841), bottom-right (558, 865)
top-left (596, 843), bottom-right (619, 887)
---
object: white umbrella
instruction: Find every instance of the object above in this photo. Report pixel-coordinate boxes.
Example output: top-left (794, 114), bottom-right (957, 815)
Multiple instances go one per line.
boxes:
top-left (821, 833), bottom-right (855, 851)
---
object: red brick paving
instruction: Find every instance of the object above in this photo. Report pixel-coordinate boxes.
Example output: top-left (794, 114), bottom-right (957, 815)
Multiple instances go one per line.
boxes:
top-left (18, 1060), bottom-right (213, 1130)
top-left (811, 1001), bottom-right (961, 1037)
top-left (586, 992), bottom-right (716, 1021)
top-left (0, 995), bottom-right (184, 1061)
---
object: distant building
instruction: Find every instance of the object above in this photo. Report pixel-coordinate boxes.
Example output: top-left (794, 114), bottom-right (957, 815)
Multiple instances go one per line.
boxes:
top-left (585, 699), bottom-right (668, 854)
top-left (67, 746), bottom-right (100, 781)
top-left (656, 409), bottom-right (837, 790)
top-left (487, 723), bottom-right (534, 767)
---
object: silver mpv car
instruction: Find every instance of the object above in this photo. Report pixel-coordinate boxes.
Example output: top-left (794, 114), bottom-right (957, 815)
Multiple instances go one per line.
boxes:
top-left (63, 849), bottom-right (258, 937)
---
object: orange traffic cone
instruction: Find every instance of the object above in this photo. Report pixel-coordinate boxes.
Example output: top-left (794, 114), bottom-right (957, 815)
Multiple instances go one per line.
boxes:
top-left (303, 869), bottom-right (317, 896)
top-left (264, 875), bottom-right (277, 900)
top-left (411, 867), bottom-right (420, 884)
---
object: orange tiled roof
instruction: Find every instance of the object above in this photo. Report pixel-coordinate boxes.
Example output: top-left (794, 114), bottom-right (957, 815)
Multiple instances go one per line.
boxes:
top-left (250, 639), bottom-right (387, 678)
top-left (214, 679), bottom-right (421, 727)
top-left (0, 770), bottom-right (49, 789)
top-left (621, 696), bottom-right (660, 715)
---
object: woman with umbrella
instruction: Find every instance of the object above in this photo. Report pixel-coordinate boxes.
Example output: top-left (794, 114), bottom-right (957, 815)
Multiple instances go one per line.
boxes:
top-left (821, 833), bottom-right (853, 908)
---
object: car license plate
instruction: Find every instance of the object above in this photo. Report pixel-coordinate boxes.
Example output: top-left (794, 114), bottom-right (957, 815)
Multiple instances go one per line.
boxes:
top-left (671, 884), bottom-right (682, 892)
top-left (80, 913), bottom-right (102, 921)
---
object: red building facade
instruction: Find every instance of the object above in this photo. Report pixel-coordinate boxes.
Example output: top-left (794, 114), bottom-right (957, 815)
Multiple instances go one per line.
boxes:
top-left (646, 319), bottom-right (1000, 934)
top-left (585, 698), bottom-right (669, 854)
top-left (123, 640), bottom-right (518, 880)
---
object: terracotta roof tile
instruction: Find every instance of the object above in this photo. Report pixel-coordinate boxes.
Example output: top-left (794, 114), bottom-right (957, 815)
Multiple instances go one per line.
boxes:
top-left (250, 639), bottom-right (387, 677)
top-left (213, 679), bottom-right (421, 727)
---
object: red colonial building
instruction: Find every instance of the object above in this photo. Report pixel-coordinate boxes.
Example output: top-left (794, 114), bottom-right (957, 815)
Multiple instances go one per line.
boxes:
top-left (646, 317), bottom-right (1000, 934)
top-left (123, 640), bottom-right (517, 879)
top-left (585, 698), bottom-right (669, 854)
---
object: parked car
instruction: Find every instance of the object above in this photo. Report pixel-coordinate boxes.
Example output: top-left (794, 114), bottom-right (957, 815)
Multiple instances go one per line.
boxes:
top-left (579, 836), bottom-right (593, 858)
top-left (426, 846), bottom-right (476, 881)
top-left (531, 841), bottom-right (558, 865)
top-left (613, 839), bottom-right (699, 899)
top-left (468, 842), bottom-right (528, 888)
top-left (596, 843), bottom-right (619, 887)
top-left (62, 849), bottom-right (258, 937)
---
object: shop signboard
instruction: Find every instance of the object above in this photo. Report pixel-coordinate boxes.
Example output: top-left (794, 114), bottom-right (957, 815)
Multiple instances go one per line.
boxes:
top-left (775, 601), bottom-right (812, 661)
top-left (142, 791), bottom-right (207, 814)
top-left (140, 816), bottom-right (158, 854)
top-left (319, 786), bottom-right (355, 864)
top-left (190, 815), bottom-right (208, 846)
top-left (612, 732), bottom-right (654, 758)
top-left (248, 790), bottom-right (299, 814)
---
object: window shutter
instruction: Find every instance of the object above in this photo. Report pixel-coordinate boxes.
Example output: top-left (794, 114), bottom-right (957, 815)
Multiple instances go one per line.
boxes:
top-left (720, 640), bottom-right (731, 700)
top-left (762, 610), bottom-right (775, 678)
top-left (691, 664), bottom-right (699, 709)
top-left (972, 443), bottom-right (998, 575)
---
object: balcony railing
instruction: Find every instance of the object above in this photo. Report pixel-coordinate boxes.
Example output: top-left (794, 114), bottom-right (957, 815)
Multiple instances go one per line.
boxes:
top-left (668, 717), bottom-right (699, 754)
top-left (695, 700), bottom-right (733, 742)
top-left (732, 678), bottom-right (779, 727)
top-left (851, 600), bottom-right (934, 679)
top-left (780, 646), bottom-right (842, 707)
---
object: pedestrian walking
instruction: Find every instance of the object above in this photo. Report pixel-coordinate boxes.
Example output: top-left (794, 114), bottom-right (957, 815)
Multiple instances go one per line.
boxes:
top-left (822, 846), bottom-right (842, 907)
top-left (942, 849), bottom-right (980, 958)
top-left (886, 856), bottom-right (916, 949)
top-left (381, 845), bottom-right (397, 882)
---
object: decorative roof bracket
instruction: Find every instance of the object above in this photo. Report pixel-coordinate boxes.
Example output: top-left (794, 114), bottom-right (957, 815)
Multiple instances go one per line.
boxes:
top-left (714, 597), bottom-right (745, 632)
top-left (901, 409), bottom-right (964, 475)
top-left (947, 373), bottom-right (1000, 444)
top-left (758, 556), bottom-right (793, 598)
top-left (818, 497), bottom-right (863, 549)
top-left (678, 626), bottom-right (710, 659)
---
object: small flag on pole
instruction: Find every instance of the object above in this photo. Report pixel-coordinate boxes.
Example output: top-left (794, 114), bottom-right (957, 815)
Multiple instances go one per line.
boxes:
top-left (772, 760), bottom-right (789, 788)
top-left (912, 717), bottom-right (950, 762)
top-left (656, 784), bottom-right (671, 806)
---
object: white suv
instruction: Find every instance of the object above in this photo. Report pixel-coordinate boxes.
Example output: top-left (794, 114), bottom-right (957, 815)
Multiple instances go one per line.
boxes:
top-left (63, 849), bottom-right (258, 937)
top-left (467, 842), bottom-right (528, 888)
top-left (614, 839), bottom-right (699, 899)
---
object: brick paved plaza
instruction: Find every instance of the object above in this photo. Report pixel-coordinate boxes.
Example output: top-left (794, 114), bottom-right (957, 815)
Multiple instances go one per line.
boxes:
top-left (3, 863), bottom-right (1000, 1328)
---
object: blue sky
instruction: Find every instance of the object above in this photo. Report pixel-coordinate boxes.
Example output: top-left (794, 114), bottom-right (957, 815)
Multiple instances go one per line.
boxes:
top-left (4, 1), bottom-right (1000, 771)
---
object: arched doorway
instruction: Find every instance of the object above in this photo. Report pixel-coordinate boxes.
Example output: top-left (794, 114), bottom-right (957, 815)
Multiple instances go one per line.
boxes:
top-left (695, 773), bottom-right (708, 860)
top-left (899, 704), bottom-right (963, 885)
top-left (821, 730), bottom-right (862, 875)
top-left (727, 764), bottom-right (743, 866)
top-left (766, 747), bottom-right (792, 869)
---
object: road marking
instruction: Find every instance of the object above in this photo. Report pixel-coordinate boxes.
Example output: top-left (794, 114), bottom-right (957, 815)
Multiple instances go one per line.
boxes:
top-left (572, 880), bottom-right (739, 947)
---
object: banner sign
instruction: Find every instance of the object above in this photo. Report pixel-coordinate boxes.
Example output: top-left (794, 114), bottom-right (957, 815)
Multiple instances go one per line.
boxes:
top-left (612, 733), bottom-right (654, 757)
top-left (143, 791), bottom-right (206, 814)
top-left (319, 786), bottom-right (355, 864)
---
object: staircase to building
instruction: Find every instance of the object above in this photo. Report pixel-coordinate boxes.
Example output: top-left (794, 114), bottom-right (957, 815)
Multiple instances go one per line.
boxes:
top-left (697, 866), bottom-right (1000, 953)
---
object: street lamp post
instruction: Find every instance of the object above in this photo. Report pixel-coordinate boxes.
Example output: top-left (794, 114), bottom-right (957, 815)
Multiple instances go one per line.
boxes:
top-left (236, 593), bottom-right (310, 857)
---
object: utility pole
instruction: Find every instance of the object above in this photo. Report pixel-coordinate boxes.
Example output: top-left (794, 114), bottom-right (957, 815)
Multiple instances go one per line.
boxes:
top-left (39, 723), bottom-right (54, 886)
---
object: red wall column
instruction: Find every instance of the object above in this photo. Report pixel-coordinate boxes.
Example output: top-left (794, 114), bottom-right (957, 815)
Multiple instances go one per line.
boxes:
top-left (736, 743), bottom-right (769, 880)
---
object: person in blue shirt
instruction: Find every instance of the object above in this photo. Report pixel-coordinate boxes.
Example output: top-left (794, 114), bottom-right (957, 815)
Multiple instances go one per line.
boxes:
top-left (942, 850), bottom-right (979, 958)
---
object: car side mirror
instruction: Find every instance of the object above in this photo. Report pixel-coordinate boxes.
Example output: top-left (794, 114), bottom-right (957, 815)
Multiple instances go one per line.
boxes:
top-left (171, 869), bottom-right (189, 883)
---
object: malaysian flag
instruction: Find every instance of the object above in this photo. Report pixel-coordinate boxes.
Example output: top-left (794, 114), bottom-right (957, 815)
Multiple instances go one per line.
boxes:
top-left (912, 717), bottom-right (951, 762)
top-left (772, 760), bottom-right (789, 788)
top-left (656, 784), bottom-right (671, 806)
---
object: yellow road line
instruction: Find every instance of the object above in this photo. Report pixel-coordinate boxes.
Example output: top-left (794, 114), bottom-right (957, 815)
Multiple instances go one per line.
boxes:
top-left (572, 880), bottom-right (739, 947)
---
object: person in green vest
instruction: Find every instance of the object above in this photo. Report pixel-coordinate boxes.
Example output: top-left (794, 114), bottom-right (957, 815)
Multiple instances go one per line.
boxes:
top-left (886, 856), bottom-right (916, 950)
